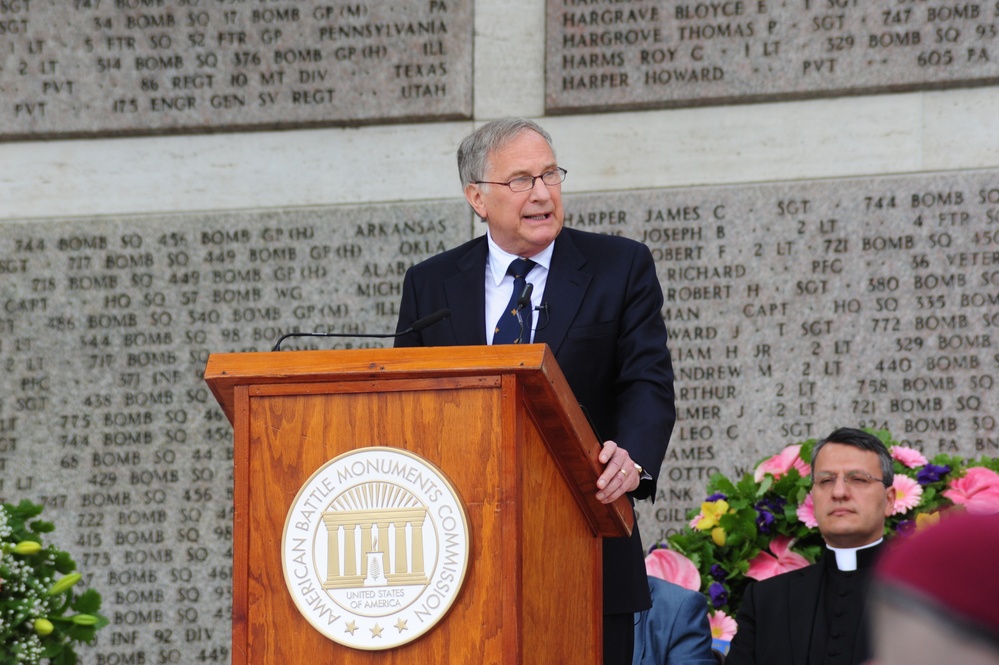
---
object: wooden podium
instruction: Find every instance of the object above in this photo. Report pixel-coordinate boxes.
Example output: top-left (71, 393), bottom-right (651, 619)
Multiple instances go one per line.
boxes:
top-left (204, 344), bottom-right (632, 664)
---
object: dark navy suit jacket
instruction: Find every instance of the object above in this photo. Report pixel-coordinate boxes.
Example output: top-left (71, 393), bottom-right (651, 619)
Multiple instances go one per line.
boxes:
top-left (394, 226), bottom-right (675, 614)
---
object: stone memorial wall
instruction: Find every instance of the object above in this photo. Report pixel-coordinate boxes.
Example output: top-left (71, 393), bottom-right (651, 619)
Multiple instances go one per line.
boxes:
top-left (0, 0), bottom-right (472, 140)
top-left (3, 169), bottom-right (999, 661)
top-left (547, 0), bottom-right (999, 112)
top-left (0, 201), bottom-right (471, 662)
top-left (568, 173), bottom-right (999, 542)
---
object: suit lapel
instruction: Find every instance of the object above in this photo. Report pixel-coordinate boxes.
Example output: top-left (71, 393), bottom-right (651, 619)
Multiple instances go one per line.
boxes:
top-left (444, 239), bottom-right (488, 346)
top-left (534, 231), bottom-right (591, 355)
top-left (788, 563), bottom-right (824, 665)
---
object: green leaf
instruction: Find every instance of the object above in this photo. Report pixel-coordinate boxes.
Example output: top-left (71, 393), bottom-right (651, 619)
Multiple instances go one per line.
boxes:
top-left (13, 499), bottom-right (45, 519)
top-left (42, 641), bottom-right (66, 659)
top-left (756, 475), bottom-right (773, 497)
top-left (711, 473), bottom-right (739, 498)
top-left (975, 456), bottom-right (999, 472)
top-left (30, 518), bottom-right (56, 534)
top-left (735, 473), bottom-right (759, 497)
top-left (53, 549), bottom-right (76, 570)
top-left (72, 589), bottom-right (103, 614)
top-left (727, 497), bottom-right (751, 511)
top-left (50, 645), bottom-right (76, 665)
top-left (798, 438), bottom-right (817, 463)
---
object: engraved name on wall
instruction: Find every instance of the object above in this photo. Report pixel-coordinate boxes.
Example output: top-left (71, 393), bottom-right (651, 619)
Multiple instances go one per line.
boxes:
top-left (547, 0), bottom-right (999, 112)
top-left (0, 0), bottom-right (471, 140)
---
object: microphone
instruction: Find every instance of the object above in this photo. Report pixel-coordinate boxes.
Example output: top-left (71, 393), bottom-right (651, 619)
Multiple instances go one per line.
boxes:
top-left (514, 283), bottom-right (533, 343)
top-left (406, 308), bottom-right (451, 334)
top-left (516, 283), bottom-right (534, 311)
top-left (271, 308), bottom-right (451, 351)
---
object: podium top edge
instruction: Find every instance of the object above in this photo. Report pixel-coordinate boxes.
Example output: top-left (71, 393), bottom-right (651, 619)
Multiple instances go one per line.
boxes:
top-left (203, 344), bottom-right (553, 384)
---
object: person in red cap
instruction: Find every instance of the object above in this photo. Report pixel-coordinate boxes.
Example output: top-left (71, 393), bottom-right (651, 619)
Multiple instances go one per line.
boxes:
top-left (868, 510), bottom-right (999, 665)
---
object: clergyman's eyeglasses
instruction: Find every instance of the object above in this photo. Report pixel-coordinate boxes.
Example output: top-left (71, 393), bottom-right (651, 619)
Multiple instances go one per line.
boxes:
top-left (812, 470), bottom-right (887, 491)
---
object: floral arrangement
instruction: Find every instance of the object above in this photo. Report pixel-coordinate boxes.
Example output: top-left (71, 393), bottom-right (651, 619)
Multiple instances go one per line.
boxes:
top-left (645, 429), bottom-right (999, 646)
top-left (1, 500), bottom-right (108, 664)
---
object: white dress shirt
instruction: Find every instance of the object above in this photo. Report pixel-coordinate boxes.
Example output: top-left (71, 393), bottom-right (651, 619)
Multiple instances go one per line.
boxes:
top-left (484, 232), bottom-right (553, 344)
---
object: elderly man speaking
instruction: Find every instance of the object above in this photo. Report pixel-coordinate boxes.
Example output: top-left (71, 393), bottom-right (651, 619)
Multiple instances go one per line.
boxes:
top-left (394, 118), bottom-right (676, 665)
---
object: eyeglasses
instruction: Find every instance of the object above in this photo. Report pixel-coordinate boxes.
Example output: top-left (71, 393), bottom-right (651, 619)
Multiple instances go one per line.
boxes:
top-left (812, 470), bottom-right (888, 491)
top-left (473, 167), bottom-right (567, 193)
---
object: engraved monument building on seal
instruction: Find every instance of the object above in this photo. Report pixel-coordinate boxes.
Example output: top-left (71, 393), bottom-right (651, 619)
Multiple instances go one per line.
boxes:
top-left (281, 447), bottom-right (470, 651)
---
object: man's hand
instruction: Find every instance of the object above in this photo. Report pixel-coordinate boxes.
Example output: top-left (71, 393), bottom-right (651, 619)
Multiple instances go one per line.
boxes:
top-left (595, 440), bottom-right (640, 504)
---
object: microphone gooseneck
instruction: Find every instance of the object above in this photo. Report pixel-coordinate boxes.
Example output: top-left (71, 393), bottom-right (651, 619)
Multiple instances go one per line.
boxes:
top-left (271, 308), bottom-right (451, 351)
top-left (514, 283), bottom-right (534, 343)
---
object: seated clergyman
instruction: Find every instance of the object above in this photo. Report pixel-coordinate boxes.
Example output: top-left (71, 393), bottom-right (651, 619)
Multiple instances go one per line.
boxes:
top-left (726, 428), bottom-right (897, 665)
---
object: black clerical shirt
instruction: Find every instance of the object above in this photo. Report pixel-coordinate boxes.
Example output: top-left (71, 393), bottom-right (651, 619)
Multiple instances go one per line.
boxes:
top-left (807, 544), bottom-right (883, 665)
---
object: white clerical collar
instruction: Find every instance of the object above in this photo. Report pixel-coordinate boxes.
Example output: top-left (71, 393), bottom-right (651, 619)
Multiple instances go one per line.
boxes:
top-left (826, 538), bottom-right (883, 572)
top-left (486, 232), bottom-right (554, 286)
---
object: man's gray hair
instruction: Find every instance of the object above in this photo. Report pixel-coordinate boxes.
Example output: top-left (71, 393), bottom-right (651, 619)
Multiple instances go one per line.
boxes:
top-left (457, 118), bottom-right (556, 188)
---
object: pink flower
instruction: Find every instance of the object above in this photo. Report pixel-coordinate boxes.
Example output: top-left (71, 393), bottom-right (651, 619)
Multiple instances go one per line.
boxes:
top-left (645, 548), bottom-right (701, 591)
top-left (746, 535), bottom-right (810, 581)
top-left (709, 610), bottom-right (738, 641)
top-left (943, 467), bottom-right (999, 515)
top-left (890, 475), bottom-right (924, 515)
top-left (796, 493), bottom-right (818, 528)
top-left (891, 446), bottom-right (928, 469)
top-left (754, 444), bottom-right (811, 483)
